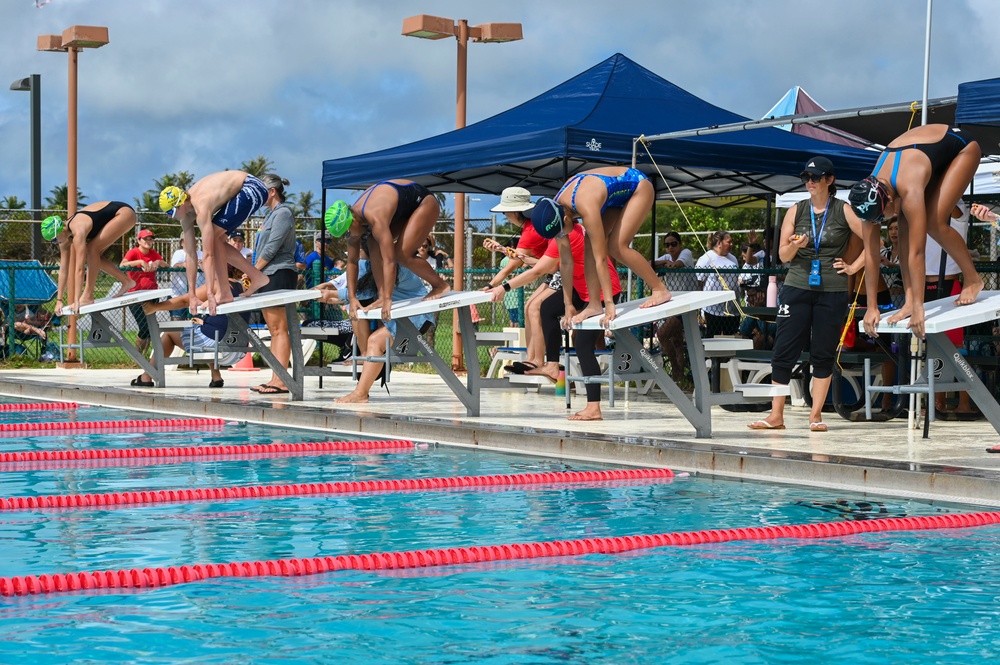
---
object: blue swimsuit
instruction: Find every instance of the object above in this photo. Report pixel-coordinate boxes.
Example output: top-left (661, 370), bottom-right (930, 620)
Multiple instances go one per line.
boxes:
top-left (212, 175), bottom-right (268, 233)
top-left (556, 168), bottom-right (648, 214)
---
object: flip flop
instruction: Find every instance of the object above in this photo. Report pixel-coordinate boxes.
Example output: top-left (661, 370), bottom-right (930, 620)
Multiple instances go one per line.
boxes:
top-left (747, 420), bottom-right (784, 430)
top-left (255, 385), bottom-right (290, 394)
top-left (503, 361), bottom-right (538, 375)
top-left (810, 422), bottom-right (828, 432)
top-left (130, 375), bottom-right (154, 388)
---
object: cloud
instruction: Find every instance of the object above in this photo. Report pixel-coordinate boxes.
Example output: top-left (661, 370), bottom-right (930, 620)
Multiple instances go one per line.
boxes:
top-left (1, 0), bottom-right (997, 216)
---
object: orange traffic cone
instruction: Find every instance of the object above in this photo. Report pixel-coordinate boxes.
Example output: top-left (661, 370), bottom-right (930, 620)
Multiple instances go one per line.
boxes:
top-left (228, 351), bottom-right (258, 372)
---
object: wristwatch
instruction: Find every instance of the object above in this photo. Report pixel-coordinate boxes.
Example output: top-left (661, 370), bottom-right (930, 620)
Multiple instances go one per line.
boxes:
top-left (501, 281), bottom-right (512, 292)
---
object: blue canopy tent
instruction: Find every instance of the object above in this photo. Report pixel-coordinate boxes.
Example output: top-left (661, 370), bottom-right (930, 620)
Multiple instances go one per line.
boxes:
top-left (0, 260), bottom-right (57, 358)
top-left (321, 53), bottom-right (879, 203)
top-left (956, 76), bottom-right (1000, 153)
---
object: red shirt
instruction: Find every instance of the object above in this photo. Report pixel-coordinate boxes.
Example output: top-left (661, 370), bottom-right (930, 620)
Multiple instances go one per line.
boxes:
top-left (123, 247), bottom-right (164, 292)
top-left (543, 226), bottom-right (621, 303)
top-left (516, 222), bottom-right (549, 259)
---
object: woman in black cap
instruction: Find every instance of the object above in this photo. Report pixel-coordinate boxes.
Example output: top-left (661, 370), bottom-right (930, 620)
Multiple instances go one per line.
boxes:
top-left (748, 156), bottom-right (864, 433)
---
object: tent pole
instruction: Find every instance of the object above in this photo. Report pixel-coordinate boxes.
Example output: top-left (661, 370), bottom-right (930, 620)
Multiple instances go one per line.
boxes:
top-left (921, 0), bottom-right (933, 126)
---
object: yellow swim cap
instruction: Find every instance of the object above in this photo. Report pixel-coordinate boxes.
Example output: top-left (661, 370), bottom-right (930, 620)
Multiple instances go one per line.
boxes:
top-left (159, 186), bottom-right (188, 213)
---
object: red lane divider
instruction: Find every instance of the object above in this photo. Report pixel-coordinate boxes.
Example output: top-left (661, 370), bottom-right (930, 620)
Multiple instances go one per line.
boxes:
top-left (0, 418), bottom-right (226, 433)
top-left (0, 402), bottom-right (78, 412)
top-left (0, 468), bottom-right (674, 511)
top-left (3, 511), bottom-right (997, 597)
top-left (0, 439), bottom-right (414, 465)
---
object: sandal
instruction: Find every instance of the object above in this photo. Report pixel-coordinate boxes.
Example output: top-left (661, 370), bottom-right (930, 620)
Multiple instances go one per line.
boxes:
top-left (809, 422), bottom-right (828, 432)
top-left (208, 379), bottom-right (225, 388)
top-left (130, 375), bottom-right (154, 387)
top-left (747, 419), bottom-right (785, 430)
top-left (254, 384), bottom-right (289, 395)
top-left (503, 361), bottom-right (538, 375)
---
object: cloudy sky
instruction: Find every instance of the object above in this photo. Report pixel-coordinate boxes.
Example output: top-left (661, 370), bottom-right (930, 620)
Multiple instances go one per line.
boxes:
top-left (1, 0), bottom-right (998, 219)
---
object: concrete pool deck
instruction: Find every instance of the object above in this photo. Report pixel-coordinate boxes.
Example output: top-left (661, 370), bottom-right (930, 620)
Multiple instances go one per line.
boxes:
top-left (1, 366), bottom-right (998, 507)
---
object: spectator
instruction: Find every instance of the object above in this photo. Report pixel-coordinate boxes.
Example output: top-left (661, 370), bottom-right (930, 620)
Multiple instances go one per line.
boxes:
top-left (250, 174), bottom-right (299, 395)
top-left (122, 229), bottom-right (168, 354)
top-left (750, 156), bottom-right (864, 432)
top-left (305, 234), bottom-right (335, 288)
top-left (168, 244), bottom-right (205, 320)
top-left (695, 230), bottom-right (740, 338)
top-left (652, 231), bottom-right (695, 383)
top-left (229, 230), bottom-right (253, 260)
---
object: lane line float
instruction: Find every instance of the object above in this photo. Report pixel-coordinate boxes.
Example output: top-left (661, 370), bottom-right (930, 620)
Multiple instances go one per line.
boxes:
top-left (2, 510), bottom-right (997, 596)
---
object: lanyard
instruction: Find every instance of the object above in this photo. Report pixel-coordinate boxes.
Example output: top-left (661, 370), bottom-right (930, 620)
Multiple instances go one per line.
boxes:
top-left (810, 199), bottom-right (830, 255)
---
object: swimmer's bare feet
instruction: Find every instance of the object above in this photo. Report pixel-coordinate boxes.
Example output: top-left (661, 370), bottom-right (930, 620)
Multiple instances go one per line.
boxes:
top-left (423, 283), bottom-right (452, 300)
top-left (118, 279), bottom-right (136, 294)
top-left (335, 390), bottom-right (369, 404)
top-left (957, 277), bottom-right (984, 306)
top-left (242, 274), bottom-right (270, 297)
top-left (568, 405), bottom-right (603, 421)
top-left (886, 304), bottom-right (912, 326)
top-left (639, 288), bottom-right (672, 309)
top-left (571, 305), bottom-right (604, 325)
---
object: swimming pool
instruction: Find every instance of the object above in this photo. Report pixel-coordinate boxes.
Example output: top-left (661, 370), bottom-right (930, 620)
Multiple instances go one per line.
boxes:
top-left (0, 401), bottom-right (998, 663)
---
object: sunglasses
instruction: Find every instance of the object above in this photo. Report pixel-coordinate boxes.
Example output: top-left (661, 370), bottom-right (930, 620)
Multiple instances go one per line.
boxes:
top-left (664, 241), bottom-right (679, 247)
top-left (801, 173), bottom-right (825, 183)
top-left (420, 243), bottom-right (430, 249)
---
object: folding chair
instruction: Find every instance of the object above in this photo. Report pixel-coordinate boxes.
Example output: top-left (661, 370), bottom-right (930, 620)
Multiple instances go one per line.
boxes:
top-left (0, 261), bottom-right (58, 359)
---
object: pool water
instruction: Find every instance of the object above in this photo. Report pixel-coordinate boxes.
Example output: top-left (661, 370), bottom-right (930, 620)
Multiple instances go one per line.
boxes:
top-left (0, 402), bottom-right (998, 664)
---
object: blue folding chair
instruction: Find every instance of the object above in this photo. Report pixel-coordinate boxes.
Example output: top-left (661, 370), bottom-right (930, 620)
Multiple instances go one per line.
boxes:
top-left (0, 260), bottom-right (58, 359)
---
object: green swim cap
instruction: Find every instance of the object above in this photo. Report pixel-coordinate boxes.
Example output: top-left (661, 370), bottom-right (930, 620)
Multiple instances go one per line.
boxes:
top-left (41, 215), bottom-right (64, 242)
top-left (324, 200), bottom-right (353, 237)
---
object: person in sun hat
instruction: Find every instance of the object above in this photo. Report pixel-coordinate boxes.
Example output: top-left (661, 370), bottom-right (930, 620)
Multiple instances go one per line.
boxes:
top-left (159, 170), bottom-right (270, 316)
top-left (324, 179), bottom-right (450, 324)
top-left (44, 200), bottom-right (137, 315)
top-left (849, 124), bottom-right (983, 340)
top-left (539, 166), bottom-right (671, 329)
top-left (481, 186), bottom-right (555, 374)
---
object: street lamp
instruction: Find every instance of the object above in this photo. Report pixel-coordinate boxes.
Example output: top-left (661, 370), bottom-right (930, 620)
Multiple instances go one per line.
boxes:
top-left (402, 14), bottom-right (523, 369)
top-left (38, 25), bottom-right (109, 367)
top-left (9, 74), bottom-right (42, 260)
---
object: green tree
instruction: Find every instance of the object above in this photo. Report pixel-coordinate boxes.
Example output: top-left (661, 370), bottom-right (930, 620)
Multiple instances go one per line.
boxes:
top-left (45, 184), bottom-right (87, 211)
top-left (1, 196), bottom-right (27, 211)
top-left (240, 155), bottom-right (273, 177)
top-left (291, 190), bottom-right (317, 220)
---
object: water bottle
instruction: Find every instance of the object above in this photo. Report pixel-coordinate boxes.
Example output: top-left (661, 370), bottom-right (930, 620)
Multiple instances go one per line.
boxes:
top-left (554, 368), bottom-right (567, 396)
top-left (766, 276), bottom-right (779, 307)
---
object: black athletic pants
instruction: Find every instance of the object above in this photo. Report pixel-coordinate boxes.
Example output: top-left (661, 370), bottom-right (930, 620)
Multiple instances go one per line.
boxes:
top-left (539, 288), bottom-right (605, 403)
top-left (770, 286), bottom-right (849, 385)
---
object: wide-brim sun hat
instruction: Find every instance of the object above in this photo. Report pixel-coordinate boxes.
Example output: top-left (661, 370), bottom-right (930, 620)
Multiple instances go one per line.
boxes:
top-left (325, 200), bottom-right (353, 237)
top-left (491, 187), bottom-right (535, 212)
top-left (41, 215), bottom-right (64, 242)
top-left (530, 197), bottom-right (565, 239)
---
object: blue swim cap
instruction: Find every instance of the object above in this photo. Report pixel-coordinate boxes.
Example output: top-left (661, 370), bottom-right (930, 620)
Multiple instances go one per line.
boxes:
top-left (530, 197), bottom-right (565, 239)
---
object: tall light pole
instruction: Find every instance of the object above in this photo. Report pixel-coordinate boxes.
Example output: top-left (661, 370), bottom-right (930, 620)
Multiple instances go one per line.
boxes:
top-left (402, 14), bottom-right (523, 369)
top-left (38, 25), bottom-right (109, 366)
top-left (9, 74), bottom-right (42, 260)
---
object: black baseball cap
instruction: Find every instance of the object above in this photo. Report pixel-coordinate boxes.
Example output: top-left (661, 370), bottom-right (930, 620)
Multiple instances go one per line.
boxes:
top-left (800, 156), bottom-right (835, 177)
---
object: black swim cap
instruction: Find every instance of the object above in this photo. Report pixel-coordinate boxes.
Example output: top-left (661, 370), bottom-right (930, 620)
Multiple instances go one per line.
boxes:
top-left (849, 176), bottom-right (889, 223)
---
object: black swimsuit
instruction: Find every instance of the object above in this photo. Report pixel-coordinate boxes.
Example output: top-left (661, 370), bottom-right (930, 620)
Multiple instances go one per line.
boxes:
top-left (72, 201), bottom-right (133, 240)
top-left (358, 181), bottom-right (433, 230)
top-left (873, 131), bottom-right (968, 189)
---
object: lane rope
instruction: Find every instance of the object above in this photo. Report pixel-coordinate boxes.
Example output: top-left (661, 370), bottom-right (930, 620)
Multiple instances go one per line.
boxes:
top-left (2, 510), bottom-right (996, 597)
top-left (0, 468), bottom-right (675, 511)
top-left (0, 439), bottom-right (414, 466)
top-left (0, 402), bottom-right (78, 412)
top-left (0, 418), bottom-right (227, 432)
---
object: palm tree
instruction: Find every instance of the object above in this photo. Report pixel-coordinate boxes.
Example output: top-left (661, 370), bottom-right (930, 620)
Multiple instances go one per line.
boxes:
top-left (45, 184), bottom-right (86, 211)
top-left (291, 190), bottom-right (318, 220)
top-left (1, 195), bottom-right (26, 210)
top-left (240, 155), bottom-right (273, 177)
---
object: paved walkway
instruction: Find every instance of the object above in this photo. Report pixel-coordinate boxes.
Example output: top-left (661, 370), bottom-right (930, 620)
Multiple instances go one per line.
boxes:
top-left (1, 366), bottom-right (998, 506)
